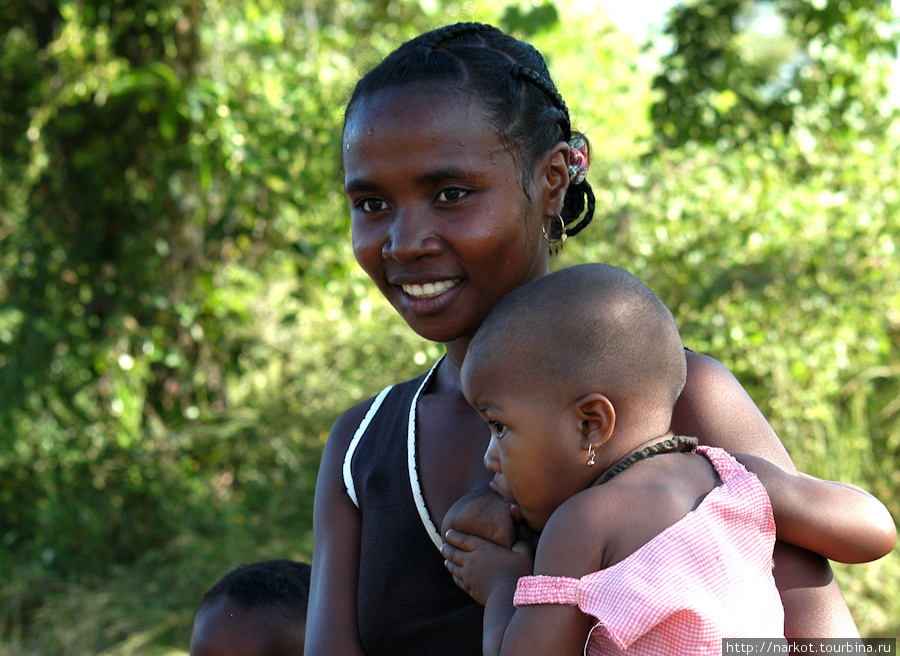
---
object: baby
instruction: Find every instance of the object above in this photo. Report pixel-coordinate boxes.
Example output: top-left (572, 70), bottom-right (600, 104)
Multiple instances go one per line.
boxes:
top-left (441, 263), bottom-right (896, 655)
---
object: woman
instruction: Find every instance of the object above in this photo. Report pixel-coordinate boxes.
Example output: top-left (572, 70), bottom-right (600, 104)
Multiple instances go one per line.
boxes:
top-left (305, 22), bottom-right (857, 656)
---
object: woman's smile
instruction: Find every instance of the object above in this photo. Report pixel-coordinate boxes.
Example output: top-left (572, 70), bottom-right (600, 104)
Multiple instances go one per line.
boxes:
top-left (400, 279), bottom-right (461, 300)
top-left (394, 278), bottom-right (465, 316)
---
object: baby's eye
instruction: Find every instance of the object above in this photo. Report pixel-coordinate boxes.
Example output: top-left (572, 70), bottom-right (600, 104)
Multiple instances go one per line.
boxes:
top-left (488, 419), bottom-right (508, 439)
top-left (436, 188), bottom-right (469, 203)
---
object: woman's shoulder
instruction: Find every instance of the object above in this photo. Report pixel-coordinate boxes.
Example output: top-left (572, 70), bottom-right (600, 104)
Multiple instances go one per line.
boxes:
top-left (677, 348), bottom-right (790, 465)
top-left (678, 348), bottom-right (749, 423)
top-left (329, 396), bottom-right (380, 447)
top-left (684, 347), bottom-right (732, 377)
top-left (327, 369), bottom-right (433, 448)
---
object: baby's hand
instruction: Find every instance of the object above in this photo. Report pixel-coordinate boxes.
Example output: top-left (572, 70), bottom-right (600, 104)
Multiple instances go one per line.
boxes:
top-left (441, 488), bottom-right (516, 549)
top-left (441, 529), bottom-right (534, 606)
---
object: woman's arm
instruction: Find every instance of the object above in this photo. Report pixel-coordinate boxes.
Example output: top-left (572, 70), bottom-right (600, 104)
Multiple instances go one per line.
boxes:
top-left (735, 453), bottom-right (897, 563)
top-left (675, 351), bottom-right (860, 638)
top-left (304, 402), bottom-right (371, 656)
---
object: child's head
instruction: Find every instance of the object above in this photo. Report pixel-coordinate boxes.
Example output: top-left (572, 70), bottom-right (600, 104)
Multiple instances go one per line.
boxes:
top-left (190, 559), bottom-right (311, 656)
top-left (460, 263), bottom-right (686, 529)
top-left (342, 24), bottom-right (595, 348)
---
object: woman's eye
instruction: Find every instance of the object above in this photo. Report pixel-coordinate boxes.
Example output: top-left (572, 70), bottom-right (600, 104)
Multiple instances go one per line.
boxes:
top-left (356, 198), bottom-right (388, 213)
top-left (488, 419), bottom-right (508, 439)
top-left (436, 188), bottom-right (468, 203)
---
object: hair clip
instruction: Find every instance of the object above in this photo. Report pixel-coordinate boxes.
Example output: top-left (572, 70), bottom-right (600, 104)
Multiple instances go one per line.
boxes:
top-left (567, 135), bottom-right (590, 185)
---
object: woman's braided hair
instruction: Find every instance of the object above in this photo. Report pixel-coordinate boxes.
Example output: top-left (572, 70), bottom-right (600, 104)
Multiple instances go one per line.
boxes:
top-left (344, 22), bottom-right (594, 237)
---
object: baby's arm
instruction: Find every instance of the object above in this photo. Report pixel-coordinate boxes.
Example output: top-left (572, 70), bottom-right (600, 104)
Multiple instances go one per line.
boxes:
top-left (735, 453), bottom-right (897, 563)
top-left (441, 530), bottom-right (535, 655)
top-left (442, 496), bottom-right (600, 656)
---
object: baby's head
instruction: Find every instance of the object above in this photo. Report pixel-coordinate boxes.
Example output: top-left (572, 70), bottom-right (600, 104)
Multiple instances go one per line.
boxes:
top-left (463, 263), bottom-right (686, 441)
top-left (190, 559), bottom-right (311, 656)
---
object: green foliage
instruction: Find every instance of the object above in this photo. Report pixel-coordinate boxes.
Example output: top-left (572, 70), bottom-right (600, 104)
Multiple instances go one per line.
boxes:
top-left (500, 2), bottom-right (560, 36)
top-left (651, 0), bottom-right (899, 148)
top-left (1, 0), bottom-right (899, 652)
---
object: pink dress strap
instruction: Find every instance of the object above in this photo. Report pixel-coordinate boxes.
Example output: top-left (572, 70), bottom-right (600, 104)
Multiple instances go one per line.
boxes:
top-left (514, 575), bottom-right (580, 606)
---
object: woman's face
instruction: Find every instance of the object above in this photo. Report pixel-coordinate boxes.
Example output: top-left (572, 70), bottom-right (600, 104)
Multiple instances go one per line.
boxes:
top-left (343, 85), bottom-right (560, 351)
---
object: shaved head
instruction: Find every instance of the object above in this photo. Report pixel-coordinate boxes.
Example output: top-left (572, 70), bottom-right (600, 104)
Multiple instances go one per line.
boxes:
top-left (464, 264), bottom-right (686, 429)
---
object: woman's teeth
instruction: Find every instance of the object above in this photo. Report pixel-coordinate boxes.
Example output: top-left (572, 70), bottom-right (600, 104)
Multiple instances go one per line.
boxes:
top-left (401, 280), bottom-right (459, 298)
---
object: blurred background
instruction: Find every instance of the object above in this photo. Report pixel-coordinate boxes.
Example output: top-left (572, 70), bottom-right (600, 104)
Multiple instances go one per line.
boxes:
top-left (1, 0), bottom-right (898, 653)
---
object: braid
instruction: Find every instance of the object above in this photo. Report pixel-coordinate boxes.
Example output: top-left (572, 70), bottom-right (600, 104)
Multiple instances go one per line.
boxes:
top-left (509, 63), bottom-right (571, 138)
top-left (422, 22), bottom-right (492, 49)
top-left (563, 177), bottom-right (595, 237)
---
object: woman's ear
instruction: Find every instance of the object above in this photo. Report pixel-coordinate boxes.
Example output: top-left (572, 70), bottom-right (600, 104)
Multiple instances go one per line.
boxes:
top-left (574, 393), bottom-right (615, 449)
top-left (539, 141), bottom-right (570, 217)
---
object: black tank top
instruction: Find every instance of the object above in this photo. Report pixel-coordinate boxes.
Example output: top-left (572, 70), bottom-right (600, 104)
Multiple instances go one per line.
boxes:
top-left (343, 360), bottom-right (482, 655)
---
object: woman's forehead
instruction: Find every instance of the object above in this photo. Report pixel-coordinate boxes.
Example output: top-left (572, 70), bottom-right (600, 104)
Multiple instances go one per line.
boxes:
top-left (343, 84), bottom-right (493, 146)
top-left (342, 86), bottom-right (513, 183)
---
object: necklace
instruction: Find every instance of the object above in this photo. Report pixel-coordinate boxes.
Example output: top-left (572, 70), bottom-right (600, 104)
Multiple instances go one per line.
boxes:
top-left (595, 435), bottom-right (699, 486)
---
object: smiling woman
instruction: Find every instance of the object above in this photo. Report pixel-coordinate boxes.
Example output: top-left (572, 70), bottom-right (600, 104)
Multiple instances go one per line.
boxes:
top-left (308, 23), bottom-right (596, 656)
top-left (305, 21), bottom-right (859, 656)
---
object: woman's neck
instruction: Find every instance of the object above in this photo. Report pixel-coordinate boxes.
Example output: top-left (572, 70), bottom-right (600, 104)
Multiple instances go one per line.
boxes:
top-left (442, 337), bottom-right (472, 379)
top-left (430, 348), bottom-right (464, 395)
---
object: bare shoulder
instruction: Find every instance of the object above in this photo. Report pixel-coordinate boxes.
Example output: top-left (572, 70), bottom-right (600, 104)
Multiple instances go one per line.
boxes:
top-left (676, 350), bottom-right (748, 440)
top-left (328, 396), bottom-right (378, 449)
top-left (676, 350), bottom-right (794, 468)
top-left (683, 349), bottom-right (740, 396)
top-left (533, 486), bottom-right (628, 578)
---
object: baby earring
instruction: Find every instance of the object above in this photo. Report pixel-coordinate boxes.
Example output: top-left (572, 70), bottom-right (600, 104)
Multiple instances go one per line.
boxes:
top-left (587, 443), bottom-right (596, 467)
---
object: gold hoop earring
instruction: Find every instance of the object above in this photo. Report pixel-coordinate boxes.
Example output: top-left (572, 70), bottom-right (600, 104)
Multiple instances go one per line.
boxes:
top-left (542, 215), bottom-right (567, 256)
top-left (587, 443), bottom-right (596, 467)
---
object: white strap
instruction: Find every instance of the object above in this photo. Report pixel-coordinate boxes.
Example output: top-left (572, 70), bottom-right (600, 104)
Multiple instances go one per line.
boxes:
top-left (407, 358), bottom-right (445, 550)
top-left (343, 385), bottom-right (393, 508)
top-left (585, 620), bottom-right (602, 656)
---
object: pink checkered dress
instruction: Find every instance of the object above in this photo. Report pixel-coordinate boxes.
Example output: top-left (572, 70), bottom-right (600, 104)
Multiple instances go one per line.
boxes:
top-left (514, 446), bottom-right (784, 655)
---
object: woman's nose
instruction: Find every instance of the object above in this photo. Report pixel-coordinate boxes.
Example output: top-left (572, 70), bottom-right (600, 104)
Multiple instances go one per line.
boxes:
top-left (382, 207), bottom-right (443, 261)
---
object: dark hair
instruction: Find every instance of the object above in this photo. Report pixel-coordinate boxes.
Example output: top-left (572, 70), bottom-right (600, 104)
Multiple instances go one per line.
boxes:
top-left (196, 559), bottom-right (311, 620)
top-left (344, 22), bottom-right (594, 238)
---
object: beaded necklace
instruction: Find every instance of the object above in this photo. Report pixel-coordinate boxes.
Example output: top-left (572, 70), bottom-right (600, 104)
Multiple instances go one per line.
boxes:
top-left (595, 435), bottom-right (699, 486)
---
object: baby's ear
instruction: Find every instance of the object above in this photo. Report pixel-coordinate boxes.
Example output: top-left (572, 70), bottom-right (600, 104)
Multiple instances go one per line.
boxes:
top-left (574, 393), bottom-right (615, 448)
